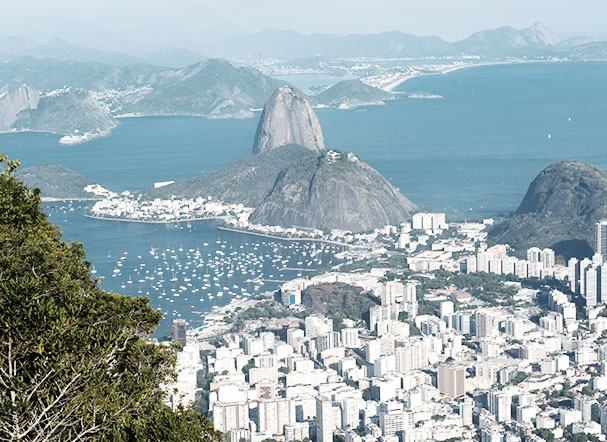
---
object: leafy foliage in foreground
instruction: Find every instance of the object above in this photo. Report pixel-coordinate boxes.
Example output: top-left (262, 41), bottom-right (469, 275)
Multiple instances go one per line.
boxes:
top-left (0, 153), bottom-right (222, 442)
top-left (301, 283), bottom-right (379, 329)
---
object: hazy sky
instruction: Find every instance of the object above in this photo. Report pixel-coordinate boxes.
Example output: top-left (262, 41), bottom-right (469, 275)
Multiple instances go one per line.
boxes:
top-left (2, 0), bottom-right (606, 50)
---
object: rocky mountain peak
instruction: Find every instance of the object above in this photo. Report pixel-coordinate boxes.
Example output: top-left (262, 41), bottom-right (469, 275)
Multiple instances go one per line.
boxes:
top-left (490, 160), bottom-right (607, 259)
top-left (0, 84), bottom-right (40, 130)
top-left (248, 149), bottom-right (417, 233)
top-left (526, 21), bottom-right (559, 46)
top-left (252, 86), bottom-right (325, 155)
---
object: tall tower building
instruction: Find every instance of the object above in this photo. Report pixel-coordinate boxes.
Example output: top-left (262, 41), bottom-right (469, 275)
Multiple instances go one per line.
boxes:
top-left (438, 363), bottom-right (466, 398)
top-left (316, 396), bottom-right (333, 442)
top-left (173, 319), bottom-right (187, 345)
top-left (568, 258), bottom-right (580, 294)
top-left (489, 390), bottom-right (512, 422)
top-left (585, 265), bottom-right (600, 308)
top-left (597, 220), bottom-right (607, 260)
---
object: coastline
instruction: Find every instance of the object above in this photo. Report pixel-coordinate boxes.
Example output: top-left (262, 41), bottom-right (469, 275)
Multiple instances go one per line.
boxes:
top-left (383, 59), bottom-right (554, 92)
top-left (216, 225), bottom-right (355, 248)
top-left (83, 213), bottom-right (228, 224)
top-left (42, 197), bottom-right (101, 202)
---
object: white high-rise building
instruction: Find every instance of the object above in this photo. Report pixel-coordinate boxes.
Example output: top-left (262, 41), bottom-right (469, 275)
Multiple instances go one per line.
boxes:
top-left (342, 398), bottom-right (364, 430)
top-left (258, 398), bottom-right (297, 435)
top-left (584, 264), bottom-right (600, 307)
top-left (574, 396), bottom-right (594, 423)
top-left (213, 402), bottom-right (249, 432)
top-left (316, 396), bottom-right (334, 442)
top-left (374, 354), bottom-right (396, 376)
top-left (440, 301), bottom-right (454, 324)
top-left (505, 317), bottom-right (525, 339)
top-left (412, 212), bottom-right (447, 231)
top-left (475, 309), bottom-right (502, 338)
top-left (366, 339), bottom-right (380, 363)
top-left (597, 220), bottom-right (607, 260)
top-left (305, 315), bottom-right (333, 338)
top-left (404, 283), bottom-right (417, 303)
top-left (459, 398), bottom-right (473, 426)
top-left (395, 340), bottom-right (428, 373)
top-left (438, 363), bottom-right (466, 398)
top-left (579, 258), bottom-right (593, 295)
top-left (527, 247), bottom-right (541, 263)
top-left (541, 248), bottom-right (556, 268)
top-left (316, 332), bottom-right (340, 352)
top-left (568, 257), bottom-right (580, 293)
top-left (489, 390), bottom-right (512, 422)
top-left (380, 280), bottom-right (404, 305)
top-left (517, 406), bottom-right (536, 424)
top-left (379, 408), bottom-right (414, 437)
top-left (340, 328), bottom-right (360, 348)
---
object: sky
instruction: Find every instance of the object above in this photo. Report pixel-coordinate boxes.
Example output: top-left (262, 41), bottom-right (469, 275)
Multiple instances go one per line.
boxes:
top-left (2, 0), bottom-right (606, 51)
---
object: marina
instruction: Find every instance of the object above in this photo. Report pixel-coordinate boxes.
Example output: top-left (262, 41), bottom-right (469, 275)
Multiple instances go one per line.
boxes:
top-left (46, 201), bottom-right (346, 335)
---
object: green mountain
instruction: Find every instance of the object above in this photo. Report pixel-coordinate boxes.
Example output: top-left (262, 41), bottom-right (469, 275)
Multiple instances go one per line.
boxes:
top-left (0, 57), bottom-right (163, 92)
top-left (18, 163), bottom-right (100, 200)
top-left (248, 149), bottom-right (417, 232)
top-left (141, 84), bottom-right (416, 232)
top-left (561, 42), bottom-right (607, 61)
top-left (121, 59), bottom-right (287, 119)
top-left (0, 58), bottom-right (287, 120)
top-left (12, 89), bottom-right (117, 138)
top-left (139, 144), bottom-right (317, 207)
top-left (0, 58), bottom-right (288, 138)
top-left (310, 79), bottom-right (393, 108)
top-left (453, 22), bottom-right (558, 56)
top-left (489, 160), bottom-right (607, 259)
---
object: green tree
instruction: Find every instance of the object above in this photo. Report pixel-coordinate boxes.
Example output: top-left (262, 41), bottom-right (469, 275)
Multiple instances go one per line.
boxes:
top-left (0, 154), bottom-right (222, 442)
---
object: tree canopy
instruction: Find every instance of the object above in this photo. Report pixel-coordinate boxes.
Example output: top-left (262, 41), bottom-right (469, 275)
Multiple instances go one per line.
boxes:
top-left (0, 153), bottom-right (222, 442)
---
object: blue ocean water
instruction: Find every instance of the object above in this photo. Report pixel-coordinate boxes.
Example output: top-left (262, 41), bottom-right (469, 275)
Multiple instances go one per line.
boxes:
top-left (45, 202), bottom-right (344, 335)
top-left (2, 62), bottom-right (606, 216)
top-left (2, 62), bottom-right (607, 332)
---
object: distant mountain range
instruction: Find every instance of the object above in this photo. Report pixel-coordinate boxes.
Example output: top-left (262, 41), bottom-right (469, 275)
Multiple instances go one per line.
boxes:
top-left (200, 22), bottom-right (605, 60)
top-left (2, 22), bottom-right (606, 66)
top-left (0, 57), bottom-right (393, 140)
top-left (0, 58), bottom-right (289, 138)
top-left (0, 36), bottom-right (205, 68)
top-left (1, 21), bottom-right (606, 143)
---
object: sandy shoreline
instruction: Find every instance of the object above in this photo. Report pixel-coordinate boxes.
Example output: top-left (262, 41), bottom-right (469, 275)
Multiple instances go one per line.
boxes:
top-left (383, 60), bottom-right (546, 92)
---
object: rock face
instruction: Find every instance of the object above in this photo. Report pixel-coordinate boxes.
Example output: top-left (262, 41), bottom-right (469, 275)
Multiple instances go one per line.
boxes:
top-left (249, 150), bottom-right (417, 232)
top-left (252, 86), bottom-right (324, 155)
top-left (490, 160), bottom-right (607, 258)
top-left (0, 85), bottom-right (40, 130)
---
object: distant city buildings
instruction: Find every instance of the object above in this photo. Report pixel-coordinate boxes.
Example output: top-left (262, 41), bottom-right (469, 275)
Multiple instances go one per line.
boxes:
top-left (163, 213), bottom-right (607, 442)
